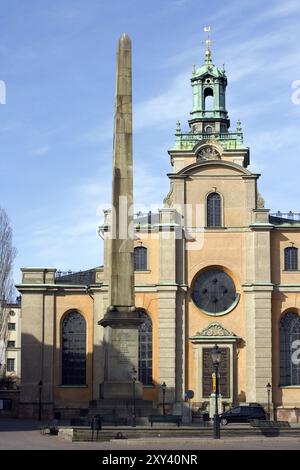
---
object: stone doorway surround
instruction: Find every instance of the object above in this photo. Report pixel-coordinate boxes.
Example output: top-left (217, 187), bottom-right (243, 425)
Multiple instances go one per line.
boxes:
top-left (190, 322), bottom-right (241, 404)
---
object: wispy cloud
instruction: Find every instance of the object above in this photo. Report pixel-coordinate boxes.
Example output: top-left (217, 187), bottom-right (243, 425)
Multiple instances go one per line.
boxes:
top-left (80, 122), bottom-right (113, 144)
top-left (135, 71), bottom-right (191, 130)
top-left (30, 145), bottom-right (50, 157)
top-left (249, 126), bottom-right (300, 153)
top-left (258, 0), bottom-right (300, 19)
top-left (81, 71), bottom-right (191, 140)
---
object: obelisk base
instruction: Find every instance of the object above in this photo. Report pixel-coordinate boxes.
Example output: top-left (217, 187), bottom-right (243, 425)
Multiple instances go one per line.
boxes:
top-left (99, 311), bottom-right (144, 401)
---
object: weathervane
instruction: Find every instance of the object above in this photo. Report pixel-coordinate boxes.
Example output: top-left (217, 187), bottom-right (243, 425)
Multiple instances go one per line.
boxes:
top-left (203, 25), bottom-right (212, 64)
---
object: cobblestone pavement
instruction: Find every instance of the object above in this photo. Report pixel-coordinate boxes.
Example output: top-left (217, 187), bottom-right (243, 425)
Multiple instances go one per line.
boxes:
top-left (0, 419), bottom-right (300, 450)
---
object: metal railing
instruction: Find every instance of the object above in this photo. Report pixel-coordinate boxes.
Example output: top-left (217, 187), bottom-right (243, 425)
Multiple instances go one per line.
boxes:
top-left (55, 270), bottom-right (73, 278)
top-left (270, 212), bottom-right (300, 221)
top-left (176, 131), bottom-right (243, 141)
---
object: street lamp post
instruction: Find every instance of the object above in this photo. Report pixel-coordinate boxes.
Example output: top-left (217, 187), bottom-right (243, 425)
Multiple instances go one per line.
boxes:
top-left (266, 382), bottom-right (271, 421)
top-left (211, 344), bottom-right (221, 439)
top-left (161, 382), bottom-right (167, 416)
top-left (38, 380), bottom-right (43, 421)
top-left (132, 367), bottom-right (137, 427)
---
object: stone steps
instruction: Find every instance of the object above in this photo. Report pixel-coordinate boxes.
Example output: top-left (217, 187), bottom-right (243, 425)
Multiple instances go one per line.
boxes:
top-left (59, 425), bottom-right (300, 442)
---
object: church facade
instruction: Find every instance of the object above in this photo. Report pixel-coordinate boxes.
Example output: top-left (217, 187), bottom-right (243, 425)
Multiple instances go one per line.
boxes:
top-left (17, 41), bottom-right (300, 422)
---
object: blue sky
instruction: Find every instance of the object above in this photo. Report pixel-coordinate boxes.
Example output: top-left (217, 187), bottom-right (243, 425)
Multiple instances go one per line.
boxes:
top-left (1, 0), bottom-right (300, 282)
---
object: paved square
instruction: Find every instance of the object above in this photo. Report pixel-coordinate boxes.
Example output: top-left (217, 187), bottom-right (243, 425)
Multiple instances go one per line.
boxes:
top-left (0, 419), bottom-right (300, 450)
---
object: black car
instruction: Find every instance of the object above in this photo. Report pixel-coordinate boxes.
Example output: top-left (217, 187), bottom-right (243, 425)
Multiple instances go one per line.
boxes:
top-left (220, 405), bottom-right (266, 425)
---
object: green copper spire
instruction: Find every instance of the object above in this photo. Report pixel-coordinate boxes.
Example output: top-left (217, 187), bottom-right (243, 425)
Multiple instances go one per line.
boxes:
top-left (171, 28), bottom-right (249, 165)
top-left (189, 27), bottom-right (228, 127)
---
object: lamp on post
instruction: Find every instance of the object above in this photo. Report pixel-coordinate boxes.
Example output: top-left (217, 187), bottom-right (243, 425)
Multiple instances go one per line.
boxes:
top-left (131, 367), bottom-right (137, 427)
top-left (38, 380), bottom-right (43, 421)
top-left (161, 382), bottom-right (167, 416)
top-left (211, 344), bottom-right (221, 439)
top-left (266, 382), bottom-right (271, 421)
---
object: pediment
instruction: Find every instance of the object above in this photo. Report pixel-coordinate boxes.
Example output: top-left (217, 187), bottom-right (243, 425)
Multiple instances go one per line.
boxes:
top-left (190, 322), bottom-right (240, 343)
top-left (197, 322), bottom-right (236, 337)
top-left (177, 160), bottom-right (251, 177)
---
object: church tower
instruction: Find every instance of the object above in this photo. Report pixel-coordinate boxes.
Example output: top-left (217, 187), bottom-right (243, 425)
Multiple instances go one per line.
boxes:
top-left (189, 37), bottom-right (229, 133)
top-left (169, 29), bottom-right (249, 174)
top-left (164, 28), bottom-right (273, 411)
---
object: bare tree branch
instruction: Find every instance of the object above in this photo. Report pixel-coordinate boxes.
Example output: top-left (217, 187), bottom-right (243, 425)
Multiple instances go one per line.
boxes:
top-left (0, 206), bottom-right (17, 376)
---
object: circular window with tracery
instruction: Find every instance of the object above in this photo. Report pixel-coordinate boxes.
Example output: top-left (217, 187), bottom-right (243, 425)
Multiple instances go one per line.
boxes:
top-left (192, 269), bottom-right (239, 316)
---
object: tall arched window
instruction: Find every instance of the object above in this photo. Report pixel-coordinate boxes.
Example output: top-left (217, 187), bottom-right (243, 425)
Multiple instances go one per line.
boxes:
top-left (280, 311), bottom-right (300, 386)
top-left (284, 247), bottom-right (298, 271)
top-left (134, 246), bottom-right (147, 271)
top-left (62, 311), bottom-right (86, 385)
top-left (207, 192), bottom-right (222, 227)
top-left (204, 87), bottom-right (214, 110)
top-left (138, 311), bottom-right (153, 385)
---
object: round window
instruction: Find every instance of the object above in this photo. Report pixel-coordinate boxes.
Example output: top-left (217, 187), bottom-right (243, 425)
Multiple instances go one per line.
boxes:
top-left (192, 269), bottom-right (238, 315)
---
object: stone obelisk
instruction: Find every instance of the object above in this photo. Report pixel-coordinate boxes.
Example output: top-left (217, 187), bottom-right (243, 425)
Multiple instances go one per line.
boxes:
top-left (99, 33), bottom-right (143, 399)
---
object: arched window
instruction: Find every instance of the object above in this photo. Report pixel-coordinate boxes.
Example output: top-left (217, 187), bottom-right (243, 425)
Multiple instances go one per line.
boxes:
top-left (280, 312), bottom-right (300, 386)
top-left (284, 247), bottom-right (298, 271)
top-left (134, 246), bottom-right (147, 271)
top-left (138, 311), bottom-right (153, 385)
top-left (205, 126), bottom-right (213, 133)
top-left (207, 192), bottom-right (222, 227)
top-left (204, 87), bottom-right (214, 110)
top-left (62, 311), bottom-right (86, 385)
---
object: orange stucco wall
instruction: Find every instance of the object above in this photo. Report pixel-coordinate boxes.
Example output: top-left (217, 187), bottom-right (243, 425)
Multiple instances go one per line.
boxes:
top-left (271, 230), bottom-right (300, 285)
top-left (51, 192), bottom-right (300, 411)
top-left (271, 229), bottom-right (300, 407)
top-left (186, 232), bottom-right (247, 401)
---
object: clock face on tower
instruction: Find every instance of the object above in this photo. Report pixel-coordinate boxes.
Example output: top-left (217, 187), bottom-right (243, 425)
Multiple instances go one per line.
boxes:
top-left (192, 269), bottom-right (238, 315)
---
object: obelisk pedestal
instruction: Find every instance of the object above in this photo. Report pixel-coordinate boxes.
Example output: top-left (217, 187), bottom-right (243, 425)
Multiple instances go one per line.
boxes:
top-left (98, 33), bottom-right (143, 400)
top-left (101, 326), bottom-right (142, 399)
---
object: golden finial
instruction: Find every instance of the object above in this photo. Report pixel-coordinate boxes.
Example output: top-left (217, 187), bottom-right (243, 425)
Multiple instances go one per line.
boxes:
top-left (203, 26), bottom-right (212, 64)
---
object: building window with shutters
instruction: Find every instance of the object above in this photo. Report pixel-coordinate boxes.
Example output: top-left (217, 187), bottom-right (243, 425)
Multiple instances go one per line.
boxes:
top-left (134, 246), bottom-right (147, 271)
top-left (284, 247), bottom-right (298, 271)
top-left (207, 192), bottom-right (222, 227)
top-left (61, 311), bottom-right (86, 385)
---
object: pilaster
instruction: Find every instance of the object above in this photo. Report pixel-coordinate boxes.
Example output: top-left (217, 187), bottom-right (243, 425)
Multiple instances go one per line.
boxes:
top-left (18, 269), bottom-right (56, 417)
top-left (157, 287), bottom-right (177, 403)
top-left (158, 210), bottom-right (179, 403)
top-left (244, 215), bottom-right (273, 404)
top-left (244, 285), bottom-right (273, 403)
